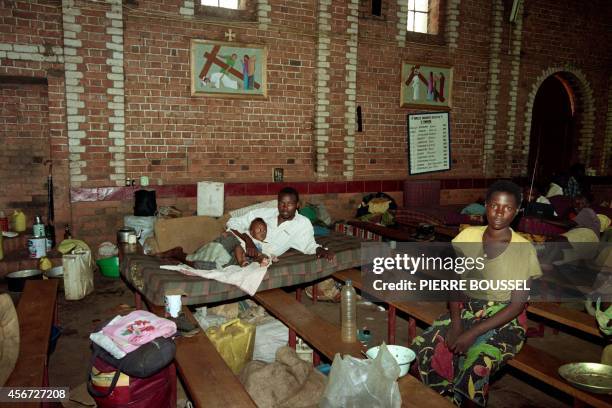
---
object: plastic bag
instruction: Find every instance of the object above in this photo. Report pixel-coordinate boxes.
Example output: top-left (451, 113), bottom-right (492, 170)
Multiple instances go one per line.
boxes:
top-left (63, 249), bottom-right (94, 300)
top-left (320, 343), bottom-right (401, 408)
top-left (124, 215), bottom-right (156, 245)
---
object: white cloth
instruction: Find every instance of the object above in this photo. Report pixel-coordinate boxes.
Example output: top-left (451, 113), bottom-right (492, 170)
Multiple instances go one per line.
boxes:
top-left (226, 208), bottom-right (320, 257)
top-left (411, 75), bottom-right (420, 100)
top-left (546, 182), bottom-right (564, 198)
top-left (210, 72), bottom-right (238, 89)
top-left (89, 315), bottom-right (127, 359)
top-left (161, 262), bottom-right (268, 296)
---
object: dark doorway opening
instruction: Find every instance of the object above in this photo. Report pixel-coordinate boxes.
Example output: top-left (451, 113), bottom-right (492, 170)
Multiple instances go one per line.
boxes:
top-left (527, 74), bottom-right (577, 188)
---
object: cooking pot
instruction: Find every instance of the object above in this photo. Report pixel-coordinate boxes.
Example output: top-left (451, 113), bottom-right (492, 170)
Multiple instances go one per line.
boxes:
top-left (6, 269), bottom-right (43, 292)
top-left (117, 227), bottom-right (137, 244)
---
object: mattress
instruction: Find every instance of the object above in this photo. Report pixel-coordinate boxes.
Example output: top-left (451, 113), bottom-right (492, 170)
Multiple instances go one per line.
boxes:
top-left (121, 232), bottom-right (363, 306)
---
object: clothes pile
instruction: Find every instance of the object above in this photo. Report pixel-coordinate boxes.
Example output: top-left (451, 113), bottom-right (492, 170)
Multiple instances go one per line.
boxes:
top-left (89, 310), bottom-right (176, 359)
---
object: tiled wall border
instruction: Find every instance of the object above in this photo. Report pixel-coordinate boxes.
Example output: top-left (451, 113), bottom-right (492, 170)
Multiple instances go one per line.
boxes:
top-left (69, 176), bottom-right (612, 203)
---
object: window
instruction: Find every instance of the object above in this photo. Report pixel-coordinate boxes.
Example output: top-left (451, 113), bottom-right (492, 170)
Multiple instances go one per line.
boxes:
top-left (407, 0), bottom-right (429, 33)
top-left (201, 0), bottom-right (239, 9)
top-left (197, 0), bottom-right (254, 20)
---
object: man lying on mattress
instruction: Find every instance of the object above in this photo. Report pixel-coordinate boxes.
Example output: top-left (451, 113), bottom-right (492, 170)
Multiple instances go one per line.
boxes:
top-left (226, 186), bottom-right (336, 263)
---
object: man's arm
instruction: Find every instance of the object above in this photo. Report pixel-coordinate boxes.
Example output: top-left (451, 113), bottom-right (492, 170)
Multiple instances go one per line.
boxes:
top-left (230, 229), bottom-right (259, 257)
top-left (315, 246), bottom-right (336, 262)
top-left (226, 210), bottom-right (261, 257)
top-left (291, 219), bottom-right (336, 263)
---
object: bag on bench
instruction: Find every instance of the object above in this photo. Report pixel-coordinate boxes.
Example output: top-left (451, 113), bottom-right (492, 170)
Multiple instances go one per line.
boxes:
top-left (87, 336), bottom-right (176, 406)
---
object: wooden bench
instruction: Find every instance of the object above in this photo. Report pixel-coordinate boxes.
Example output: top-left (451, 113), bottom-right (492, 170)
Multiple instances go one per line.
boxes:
top-left (332, 269), bottom-right (612, 408)
top-left (5, 279), bottom-right (59, 408)
top-left (527, 302), bottom-right (602, 338)
top-left (254, 288), bottom-right (454, 408)
top-left (146, 303), bottom-right (256, 408)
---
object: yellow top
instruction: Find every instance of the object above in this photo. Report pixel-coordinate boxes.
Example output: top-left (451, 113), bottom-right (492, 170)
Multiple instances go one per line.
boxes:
top-left (452, 226), bottom-right (542, 302)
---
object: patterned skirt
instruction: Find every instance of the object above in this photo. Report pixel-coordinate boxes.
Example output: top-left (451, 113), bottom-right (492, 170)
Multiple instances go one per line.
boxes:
top-left (411, 299), bottom-right (527, 406)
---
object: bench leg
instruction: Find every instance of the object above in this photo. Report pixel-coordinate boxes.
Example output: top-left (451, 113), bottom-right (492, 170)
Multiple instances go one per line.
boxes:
top-left (573, 398), bottom-right (586, 408)
top-left (312, 284), bottom-right (317, 304)
top-left (408, 317), bottom-right (416, 341)
top-left (135, 292), bottom-right (143, 310)
top-left (289, 329), bottom-right (297, 348)
top-left (169, 362), bottom-right (177, 408)
top-left (296, 288), bottom-right (302, 303)
top-left (388, 305), bottom-right (396, 345)
top-left (313, 351), bottom-right (321, 367)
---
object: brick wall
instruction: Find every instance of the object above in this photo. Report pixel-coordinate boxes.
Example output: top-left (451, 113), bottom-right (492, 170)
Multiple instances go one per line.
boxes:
top-left (0, 80), bottom-right (50, 223)
top-left (0, 0), bottom-right (610, 249)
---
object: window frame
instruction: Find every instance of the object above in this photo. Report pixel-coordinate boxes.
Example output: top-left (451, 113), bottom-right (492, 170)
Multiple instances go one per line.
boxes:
top-left (405, 0), bottom-right (446, 46)
top-left (195, 0), bottom-right (255, 21)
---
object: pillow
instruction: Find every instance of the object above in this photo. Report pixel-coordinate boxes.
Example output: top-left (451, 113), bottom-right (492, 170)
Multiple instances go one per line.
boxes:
top-left (229, 200), bottom-right (277, 218)
top-left (0, 294), bottom-right (19, 386)
top-left (152, 215), bottom-right (229, 254)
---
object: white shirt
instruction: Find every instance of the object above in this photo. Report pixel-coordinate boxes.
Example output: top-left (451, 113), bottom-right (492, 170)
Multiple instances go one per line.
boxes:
top-left (226, 208), bottom-right (320, 257)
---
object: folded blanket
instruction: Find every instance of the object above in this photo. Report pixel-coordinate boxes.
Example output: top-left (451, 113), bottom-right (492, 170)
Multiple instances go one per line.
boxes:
top-left (160, 262), bottom-right (268, 296)
top-left (102, 310), bottom-right (176, 354)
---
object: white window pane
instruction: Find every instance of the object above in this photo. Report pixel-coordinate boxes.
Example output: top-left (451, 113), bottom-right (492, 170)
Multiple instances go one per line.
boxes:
top-left (414, 0), bottom-right (428, 12)
top-left (201, 0), bottom-right (218, 6)
top-left (407, 11), bottom-right (414, 31)
top-left (219, 0), bottom-right (238, 8)
top-left (408, 0), bottom-right (415, 10)
top-left (414, 12), bottom-right (428, 33)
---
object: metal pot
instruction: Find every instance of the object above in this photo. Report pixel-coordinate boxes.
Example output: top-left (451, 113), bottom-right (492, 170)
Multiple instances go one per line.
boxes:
top-left (117, 227), bottom-right (137, 244)
top-left (6, 269), bottom-right (43, 292)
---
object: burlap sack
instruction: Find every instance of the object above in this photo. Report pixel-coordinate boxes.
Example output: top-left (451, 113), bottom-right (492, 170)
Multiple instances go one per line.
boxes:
top-left (304, 278), bottom-right (340, 303)
top-left (0, 294), bottom-right (19, 385)
top-left (240, 346), bottom-right (326, 408)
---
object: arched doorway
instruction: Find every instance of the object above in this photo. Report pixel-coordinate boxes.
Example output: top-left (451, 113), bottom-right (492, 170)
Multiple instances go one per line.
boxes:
top-left (527, 74), bottom-right (577, 187)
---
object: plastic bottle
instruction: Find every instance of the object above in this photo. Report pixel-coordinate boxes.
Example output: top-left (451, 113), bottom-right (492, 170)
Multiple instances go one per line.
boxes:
top-left (341, 280), bottom-right (357, 343)
top-left (33, 215), bottom-right (46, 238)
top-left (11, 210), bottom-right (26, 232)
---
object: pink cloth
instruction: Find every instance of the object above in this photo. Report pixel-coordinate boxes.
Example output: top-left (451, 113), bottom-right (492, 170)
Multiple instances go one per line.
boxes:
top-left (102, 310), bottom-right (176, 354)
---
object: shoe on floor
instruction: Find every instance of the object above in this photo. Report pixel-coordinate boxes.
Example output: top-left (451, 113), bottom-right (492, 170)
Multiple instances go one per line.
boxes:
top-left (170, 313), bottom-right (201, 337)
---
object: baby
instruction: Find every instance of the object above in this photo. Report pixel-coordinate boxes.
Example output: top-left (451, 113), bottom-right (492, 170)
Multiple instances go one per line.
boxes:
top-left (187, 218), bottom-right (270, 269)
top-left (231, 217), bottom-right (269, 267)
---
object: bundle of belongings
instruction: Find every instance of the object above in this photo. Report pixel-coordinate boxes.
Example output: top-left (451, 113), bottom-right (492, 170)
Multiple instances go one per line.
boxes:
top-left (356, 192), bottom-right (398, 227)
top-left (240, 346), bottom-right (327, 407)
top-left (87, 310), bottom-right (177, 407)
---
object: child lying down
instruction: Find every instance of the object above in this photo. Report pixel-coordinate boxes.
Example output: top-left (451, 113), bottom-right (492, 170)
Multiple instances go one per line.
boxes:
top-left (186, 218), bottom-right (274, 269)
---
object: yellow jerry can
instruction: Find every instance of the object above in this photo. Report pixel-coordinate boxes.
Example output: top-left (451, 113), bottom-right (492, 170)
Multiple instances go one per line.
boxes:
top-left (11, 210), bottom-right (26, 232)
top-left (205, 318), bottom-right (255, 374)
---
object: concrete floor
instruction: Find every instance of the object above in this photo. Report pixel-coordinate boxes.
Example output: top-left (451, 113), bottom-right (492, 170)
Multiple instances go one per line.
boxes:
top-left (40, 273), bottom-right (604, 407)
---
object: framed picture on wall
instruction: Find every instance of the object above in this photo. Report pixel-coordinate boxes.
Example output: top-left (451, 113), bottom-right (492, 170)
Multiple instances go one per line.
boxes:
top-left (400, 62), bottom-right (452, 109)
top-left (190, 39), bottom-right (267, 98)
top-left (407, 112), bottom-right (451, 175)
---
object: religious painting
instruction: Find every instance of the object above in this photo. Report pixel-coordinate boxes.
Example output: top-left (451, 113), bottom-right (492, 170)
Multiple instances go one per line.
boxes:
top-left (400, 62), bottom-right (452, 109)
top-left (190, 39), bottom-right (267, 98)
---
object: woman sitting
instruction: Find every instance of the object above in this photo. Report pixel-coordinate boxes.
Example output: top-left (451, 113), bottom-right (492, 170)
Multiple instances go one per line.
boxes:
top-left (412, 180), bottom-right (542, 407)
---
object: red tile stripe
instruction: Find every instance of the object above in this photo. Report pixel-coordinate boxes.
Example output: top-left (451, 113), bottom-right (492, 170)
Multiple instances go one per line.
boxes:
top-left (69, 177), bottom-right (612, 203)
